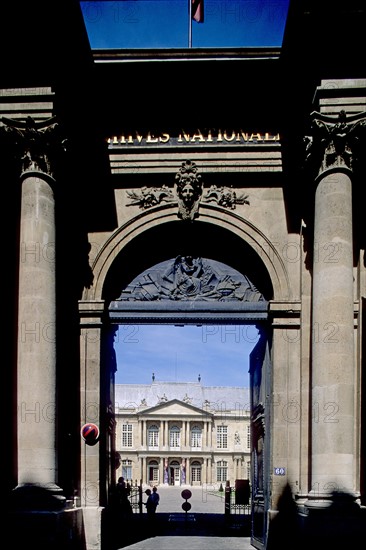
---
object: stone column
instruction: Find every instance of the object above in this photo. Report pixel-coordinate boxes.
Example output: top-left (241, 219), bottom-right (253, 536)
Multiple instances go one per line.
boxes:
top-left (160, 458), bottom-right (164, 485)
top-left (185, 457), bottom-right (190, 485)
top-left (305, 110), bottom-right (366, 502)
top-left (3, 117), bottom-right (65, 493)
top-left (142, 420), bottom-right (147, 449)
top-left (140, 456), bottom-right (145, 483)
top-left (183, 421), bottom-right (187, 447)
top-left (165, 420), bottom-right (169, 449)
top-left (18, 171), bottom-right (57, 485)
top-left (208, 457), bottom-right (212, 484)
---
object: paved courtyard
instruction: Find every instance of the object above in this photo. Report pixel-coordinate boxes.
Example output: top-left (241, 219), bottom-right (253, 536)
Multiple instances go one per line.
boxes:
top-left (109, 484), bottom-right (253, 550)
top-left (121, 536), bottom-right (254, 550)
top-left (144, 484), bottom-right (227, 514)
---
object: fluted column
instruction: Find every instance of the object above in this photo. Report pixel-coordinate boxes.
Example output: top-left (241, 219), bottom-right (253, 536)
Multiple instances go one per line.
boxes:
top-left (2, 116), bottom-right (64, 490)
top-left (305, 110), bottom-right (366, 502)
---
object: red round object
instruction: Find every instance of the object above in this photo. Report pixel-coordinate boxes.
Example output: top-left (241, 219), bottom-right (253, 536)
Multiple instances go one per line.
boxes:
top-left (80, 423), bottom-right (99, 444)
top-left (181, 489), bottom-right (192, 500)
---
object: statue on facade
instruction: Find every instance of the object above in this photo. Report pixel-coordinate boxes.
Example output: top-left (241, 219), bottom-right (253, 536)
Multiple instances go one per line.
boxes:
top-left (157, 393), bottom-right (168, 403)
top-left (175, 160), bottom-right (203, 220)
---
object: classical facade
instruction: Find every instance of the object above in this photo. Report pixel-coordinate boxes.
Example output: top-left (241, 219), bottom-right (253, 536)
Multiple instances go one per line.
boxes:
top-left (1, 2), bottom-right (366, 550)
top-left (115, 381), bottom-right (251, 487)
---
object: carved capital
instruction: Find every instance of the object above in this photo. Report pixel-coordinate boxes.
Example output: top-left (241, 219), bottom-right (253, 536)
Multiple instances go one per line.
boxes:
top-left (304, 110), bottom-right (366, 179)
top-left (0, 116), bottom-right (66, 177)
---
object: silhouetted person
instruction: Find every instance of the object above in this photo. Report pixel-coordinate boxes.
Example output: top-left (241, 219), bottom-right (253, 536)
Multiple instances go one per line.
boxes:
top-left (152, 486), bottom-right (160, 508)
top-left (116, 476), bottom-right (132, 516)
top-left (267, 483), bottom-right (301, 550)
top-left (144, 488), bottom-right (158, 515)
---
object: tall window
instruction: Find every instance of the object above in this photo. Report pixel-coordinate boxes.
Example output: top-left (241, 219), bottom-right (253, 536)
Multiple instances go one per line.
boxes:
top-left (122, 423), bottom-right (132, 447)
top-left (247, 461), bottom-right (251, 481)
top-left (191, 461), bottom-right (202, 483)
top-left (247, 425), bottom-right (251, 449)
top-left (170, 425), bottom-right (180, 449)
top-left (191, 426), bottom-right (202, 449)
top-left (217, 460), bottom-right (228, 482)
top-left (148, 424), bottom-right (159, 449)
top-left (122, 459), bottom-right (132, 480)
top-left (216, 425), bottom-right (228, 449)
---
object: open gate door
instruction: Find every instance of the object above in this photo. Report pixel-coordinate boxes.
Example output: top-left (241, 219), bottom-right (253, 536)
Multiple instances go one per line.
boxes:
top-left (249, 327), bottom-right (272, 550)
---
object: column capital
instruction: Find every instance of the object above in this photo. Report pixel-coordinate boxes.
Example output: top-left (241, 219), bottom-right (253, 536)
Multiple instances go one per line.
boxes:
top-left (0, 115), bottom-right (66, 177)
top-left (304, 110), bottom-right (366, 180)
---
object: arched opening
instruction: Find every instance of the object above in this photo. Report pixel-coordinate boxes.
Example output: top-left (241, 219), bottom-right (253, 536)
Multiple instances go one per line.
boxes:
top-left (101, 219), bottom-right (273, 305)
top-left (95, 217), bottom-right (276, 547)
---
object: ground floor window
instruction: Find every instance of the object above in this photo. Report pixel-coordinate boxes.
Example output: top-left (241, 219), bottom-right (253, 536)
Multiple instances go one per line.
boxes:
top-left (191, 461), bottom-right (201, 483)
top-left (216, 460), bottom-right (228, 482)
top-left (122, 459), bottom-right (132, 480)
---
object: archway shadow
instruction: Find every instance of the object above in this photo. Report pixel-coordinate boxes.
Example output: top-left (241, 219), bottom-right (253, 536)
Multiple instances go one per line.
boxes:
top-left (103, 511), bottom-right (250, 549)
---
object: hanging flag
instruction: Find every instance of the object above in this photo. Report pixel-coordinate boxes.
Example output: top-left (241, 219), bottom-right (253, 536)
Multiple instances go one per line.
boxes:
top-left (192, 0), bottom-right (204, 23)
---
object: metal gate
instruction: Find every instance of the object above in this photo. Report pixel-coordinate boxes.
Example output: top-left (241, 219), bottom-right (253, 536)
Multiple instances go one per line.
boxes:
top-left (126, 479), bottom-right (143, 514)
top-left (224, 480), bottom-right (251, 533)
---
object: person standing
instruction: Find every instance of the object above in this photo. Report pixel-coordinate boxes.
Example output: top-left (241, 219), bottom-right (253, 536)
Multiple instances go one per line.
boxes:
top-left (151, 486), bottom-right (160, 510)
top-left (144, 486), bottom-right (159, 516)
top-left (116, 477), bottom-right (132, 516)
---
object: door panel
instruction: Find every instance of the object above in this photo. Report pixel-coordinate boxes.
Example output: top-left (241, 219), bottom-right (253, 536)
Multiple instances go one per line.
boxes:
top-left (250, 328), bottom-right (272, 550)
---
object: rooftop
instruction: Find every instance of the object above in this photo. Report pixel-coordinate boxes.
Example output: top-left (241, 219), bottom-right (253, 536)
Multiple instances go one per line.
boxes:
top-left (115, 381), bottom-right (250, 412)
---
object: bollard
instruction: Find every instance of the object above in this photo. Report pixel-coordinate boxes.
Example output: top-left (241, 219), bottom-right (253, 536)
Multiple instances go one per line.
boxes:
top-left (181, 489), bottom-right (192, 525)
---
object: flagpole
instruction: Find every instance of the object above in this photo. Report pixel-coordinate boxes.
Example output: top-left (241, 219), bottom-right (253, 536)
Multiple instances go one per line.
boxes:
top-left (188, 0), bottom-right (192, 48)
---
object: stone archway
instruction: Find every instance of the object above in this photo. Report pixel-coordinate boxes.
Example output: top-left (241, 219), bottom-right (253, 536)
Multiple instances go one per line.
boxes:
top-left (83, 207), bottom-right (290, 303)
top-left (79, 209), bottom-right (296, 549)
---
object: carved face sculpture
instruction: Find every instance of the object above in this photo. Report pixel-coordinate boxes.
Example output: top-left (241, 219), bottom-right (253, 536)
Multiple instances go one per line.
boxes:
top-left (181, 182), bottom-right (195, 206)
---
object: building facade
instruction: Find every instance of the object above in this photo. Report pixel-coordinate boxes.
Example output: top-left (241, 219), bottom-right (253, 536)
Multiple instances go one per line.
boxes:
top-left (115, 382), bottom-right (251, 487)
top-left (1, 2), bottom-right (366, 550)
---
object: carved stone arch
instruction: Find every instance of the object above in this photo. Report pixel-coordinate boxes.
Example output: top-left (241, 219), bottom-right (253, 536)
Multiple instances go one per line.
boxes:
top-left (82, 205), bottom-right (291, 304)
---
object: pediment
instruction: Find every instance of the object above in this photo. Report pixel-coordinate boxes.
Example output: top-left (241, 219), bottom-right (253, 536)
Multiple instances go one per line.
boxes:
top-left (140, 399), bottom-right (212, 417)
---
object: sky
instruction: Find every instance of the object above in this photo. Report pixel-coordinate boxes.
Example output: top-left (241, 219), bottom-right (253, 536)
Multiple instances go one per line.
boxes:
top-left (114, 324), bottom-right (260, 387)
top-left (80, 0), bottom-right (290, 49)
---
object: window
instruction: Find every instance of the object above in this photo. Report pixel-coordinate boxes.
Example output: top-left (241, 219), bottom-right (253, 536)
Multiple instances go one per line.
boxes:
top-left (191, 461), bottom-right (201, 483)
top-left (247, 461), bottom-right (251, 481)
top-left (148, 460), bottom-right (159, 483)
top-left (191, 426), bottom-right (202, 449)
top-left (217, 460), bottom-right (228, 482)
top-left (170, 425), bottom-right (180, 449)
top-left (216, 425), bottom-right (227, 449)
top-left (122, 459), bottom-right (132, 480)
top-left (148, 424), bottom-right (159, 449)
top-left (247, 425), bottom-right (251, 449)
top-left (122, 423), bottom-right (132, 447)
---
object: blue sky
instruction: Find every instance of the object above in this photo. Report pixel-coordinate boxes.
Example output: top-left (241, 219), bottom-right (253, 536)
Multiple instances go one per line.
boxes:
top-left (80, 0), bottom-right (290, 49)
top-left (114, 324), bottom-right (259, 386)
